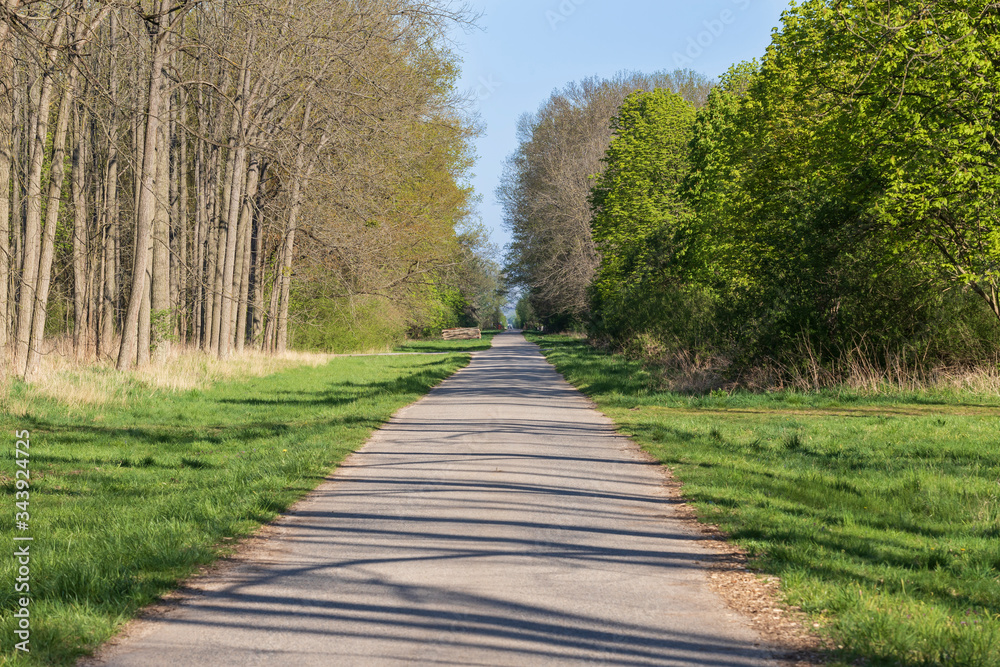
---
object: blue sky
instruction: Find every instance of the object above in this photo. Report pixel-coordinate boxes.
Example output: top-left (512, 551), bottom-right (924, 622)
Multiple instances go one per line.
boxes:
top-left (450, 0), bottom-right (792, 250)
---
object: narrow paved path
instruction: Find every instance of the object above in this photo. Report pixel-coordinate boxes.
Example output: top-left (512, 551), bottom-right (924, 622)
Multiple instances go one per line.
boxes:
top-left (95, 332), bottom-right (775, 666)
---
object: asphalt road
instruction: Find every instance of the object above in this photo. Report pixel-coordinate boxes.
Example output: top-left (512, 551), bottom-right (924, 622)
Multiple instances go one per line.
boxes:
top-left (94, 332), bottom-right (775, 666)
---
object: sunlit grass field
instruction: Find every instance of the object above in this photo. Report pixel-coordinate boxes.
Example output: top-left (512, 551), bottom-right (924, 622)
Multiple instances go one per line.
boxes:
top-left (528, 333), bottom-right (1000, 667)
top-left (0, 353), bottom-right (470, 666)
top-left (393, 330), bottom-right (498, 354)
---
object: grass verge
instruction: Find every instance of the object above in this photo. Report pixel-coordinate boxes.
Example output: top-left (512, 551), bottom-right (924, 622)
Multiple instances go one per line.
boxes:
top-left (393, 330), bottom-right (497, 353)
top-left (527, 333), bottom-right (1000, 667)
top-left (0, 353), bottom-right (469, 666)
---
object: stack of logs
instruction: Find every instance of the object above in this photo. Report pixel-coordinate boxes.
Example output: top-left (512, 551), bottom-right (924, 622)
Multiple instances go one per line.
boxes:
top-left (441, 328), bottom-right (482, 340)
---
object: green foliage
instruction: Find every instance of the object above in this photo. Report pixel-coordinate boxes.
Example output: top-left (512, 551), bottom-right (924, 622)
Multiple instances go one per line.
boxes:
top-left (150, 309), bottom-right (176, 351)
top-left (590, 89), bottom-right (696, 287)
top-left (449, 231), bottom-right (509, 330)
top-left (394, 332), bottom-right (496, 353)
top-left (781, 1), bottom-right (1000, 319)
top-left (530, 333), bottom-right (1000, 667)
top-left (0, 355), bottom-right (469, 665)
top-left (588, 89), bottom-right (701, 344)
top-left (478, 305), bottom-right (506, 331)
top-left (412, 283), bottom-right (467, 338)
top-left (587, 2), bottom-right (1000, 375)
top-left (289, 293), bottom-right (410, 353)
top-left (501, 71), bottom-right (714, 327)
top-left (699, 0), bottom-right (1000, 363)
top-left (513, 295), bottom-right (540, 330)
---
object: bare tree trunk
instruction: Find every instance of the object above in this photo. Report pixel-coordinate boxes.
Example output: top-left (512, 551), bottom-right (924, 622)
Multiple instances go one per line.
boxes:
top-left (263, 247), bottom-right (281, 352)
top-left (215, 51), bottom-right (251, 358)
top-left (275, 105), bottom-right (323, 354)
top-left (276, 167), bottom-right (311, 353)
top-left (138, 253), bottom-right (151, 366)
top-left (208, 144), bottom-right (225, 353)
top-left (235, 156), bottom-right (260, 353)
top-left (152, 91), bottom-right (171, 339)
top-left (0, 2), bottom-right (15, 361)
top-left (218, 140), bottom-right (248, 358)
top-left (250, 192), bottom-right (266, 347)
top-left (177, 90), bottom-right (189, 345)
top-left (25, 62), bottom-right (79, 379)
top-left (131, 95), bottom-right (143, 226)
top-left (87, 223), bottom-right (99, 358)
top-left (8, 62), bottom-right (24, 350)
top-left (193, 129), bottom-right (207, 347)
top-left (275, 197), bottom-right (299, 354)
top-left (71, 100), bottom-right (88, 359)
top-left (169, 90), bottom-right (180, 338)
top-left (100, 130), bottom-right (120, 358)
top-left (229, 164), bottom-right (247, 332)
top-left (100, 13), bottom-right (120, 358)
top-left (24, 56), bottom-right (39, 181)
top-left (14, 16), bottom-right (66, 377)
top-left (118, 0), bottom-right (177, 371)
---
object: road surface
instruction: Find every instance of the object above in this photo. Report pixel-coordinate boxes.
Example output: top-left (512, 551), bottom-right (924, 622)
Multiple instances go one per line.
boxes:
top-left (93, 332), bottom-right (775, 666)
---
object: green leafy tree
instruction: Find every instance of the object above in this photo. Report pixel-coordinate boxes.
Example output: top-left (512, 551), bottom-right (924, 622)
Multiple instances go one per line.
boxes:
top-left (686, 50), bottom-right (902, 359)
top-left (685, 6), bottom-right (1000, 366)
top-left (588, 89), bottom-right (699, 344)
top-left (499, 71), bottom-right (713, 329)
top-left (778, 0), bottom-right (1000, 323)
top-left (684, 62), bottom-right (758, 293)
top-left (514, 295), bottom-right (539, 330)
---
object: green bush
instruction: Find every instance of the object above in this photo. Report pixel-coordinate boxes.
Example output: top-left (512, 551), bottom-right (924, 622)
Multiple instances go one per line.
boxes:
top-left (289, 295), bottom-right (409, 353)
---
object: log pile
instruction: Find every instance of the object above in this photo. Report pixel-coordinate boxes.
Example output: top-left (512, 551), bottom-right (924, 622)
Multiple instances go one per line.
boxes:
top-left (442, 327), bottom-right (482, 340)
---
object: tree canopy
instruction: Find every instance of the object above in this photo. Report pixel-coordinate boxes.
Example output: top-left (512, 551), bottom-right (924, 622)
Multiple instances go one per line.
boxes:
top-left (503, 1), bottom-right (1000, 381)
top-left (498, 70), bottom-right (712, 331)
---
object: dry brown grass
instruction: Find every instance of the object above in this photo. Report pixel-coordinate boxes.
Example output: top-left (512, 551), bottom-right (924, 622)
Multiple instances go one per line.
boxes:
top-left (1, 337), bottom-right (336, 415)
top-left (786, 352), bottom-right (1000, 395)
top-left (756, 337), bottom-right (1000, 395)
top-left (627, 333), bottom-right (731, 394)
top-left (627, 333), bottom-right (1000, 396)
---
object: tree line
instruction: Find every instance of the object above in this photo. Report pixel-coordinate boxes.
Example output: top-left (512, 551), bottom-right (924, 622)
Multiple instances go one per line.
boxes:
top-left (503, 1), bottom-right (1000, 383)
top-left (499, 70), bottom-right (712, 332)
top-left (1, 0), bottom-right (492, 380)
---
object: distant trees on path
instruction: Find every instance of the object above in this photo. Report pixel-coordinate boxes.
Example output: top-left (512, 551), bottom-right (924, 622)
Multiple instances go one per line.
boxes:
top-left (499, 70), bottom-right (711, 332)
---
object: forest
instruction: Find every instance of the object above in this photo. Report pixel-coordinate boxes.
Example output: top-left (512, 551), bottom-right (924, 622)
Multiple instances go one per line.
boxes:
top-left (0, 0), bottom-right (503, 381)
top-left (504, 1), bottom-right (1000, 390)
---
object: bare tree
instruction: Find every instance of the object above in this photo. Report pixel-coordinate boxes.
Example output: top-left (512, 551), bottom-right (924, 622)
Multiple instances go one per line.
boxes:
top-left (0, 0), bottom-right (18, 360)
top-left (500, 70), bottom-right (712, 326)
top-left (117, 0), bottom-right (192, 371)
top-left (0, 0), bottom-right (482, 374)
top-left (13, 9), bottom-right (68, 377)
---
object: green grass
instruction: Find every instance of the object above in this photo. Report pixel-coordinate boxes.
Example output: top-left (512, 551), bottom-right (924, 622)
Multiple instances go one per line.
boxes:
top-left (527, 333), bottom-right (1000, 667)
top-left (0, 354), bottom-right (470, 665)
top-left (393, 330), bottom-right (498, 353)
